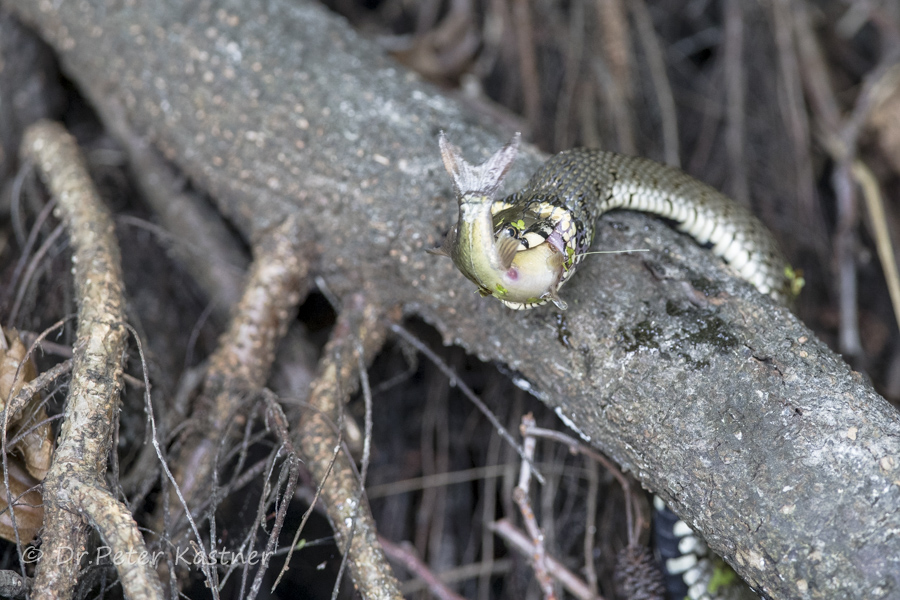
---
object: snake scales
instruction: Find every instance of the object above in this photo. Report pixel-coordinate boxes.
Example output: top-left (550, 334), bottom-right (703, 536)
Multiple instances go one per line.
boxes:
top-left (431, 133), bottom-right (798, 309)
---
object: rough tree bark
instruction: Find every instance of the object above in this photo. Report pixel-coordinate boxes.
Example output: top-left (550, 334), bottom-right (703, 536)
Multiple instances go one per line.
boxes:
top-left (3, 1), bottom-right (899, 598)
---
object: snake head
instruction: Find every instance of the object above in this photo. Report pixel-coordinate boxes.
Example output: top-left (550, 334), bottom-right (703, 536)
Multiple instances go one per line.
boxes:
top-left (431, 133), bottom-right (568, 310)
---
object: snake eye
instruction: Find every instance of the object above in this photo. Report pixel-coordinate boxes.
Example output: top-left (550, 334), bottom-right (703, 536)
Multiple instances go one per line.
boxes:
top-left (505, 226), bottom-right (518, 238)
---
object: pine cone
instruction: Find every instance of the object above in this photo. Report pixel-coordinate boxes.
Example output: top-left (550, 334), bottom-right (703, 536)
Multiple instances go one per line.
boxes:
top-left (614, 544), bottom-right (667, 600)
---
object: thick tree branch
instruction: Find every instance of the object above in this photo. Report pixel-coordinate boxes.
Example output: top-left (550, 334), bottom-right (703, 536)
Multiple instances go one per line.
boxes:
top-left (4, 1), bottom-right (899, 598)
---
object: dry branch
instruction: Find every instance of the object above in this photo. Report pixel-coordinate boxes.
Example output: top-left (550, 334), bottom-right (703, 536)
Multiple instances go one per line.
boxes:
top-left (377, 536), bottom-right (467, 600)
top-left (489, 519), bottom-right (602, 600)
top-left (296, 295), bottom-right (400, 599)
top-left (3, 2), bottom-right (900, 598)
top-left (20, 121), bottom-right (163, 600)
top-left (165, 214), bottom-right (312, 535)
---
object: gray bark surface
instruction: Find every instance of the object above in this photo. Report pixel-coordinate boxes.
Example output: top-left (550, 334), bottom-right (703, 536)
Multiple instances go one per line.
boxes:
top-left (4, 0), bottom-right (900, 598)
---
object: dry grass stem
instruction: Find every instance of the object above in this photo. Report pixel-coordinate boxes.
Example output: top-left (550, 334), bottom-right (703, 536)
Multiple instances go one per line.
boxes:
top-left (629, 0), bottom-right (679, 166)
top-left (853, 160), bottom-right (900, 334)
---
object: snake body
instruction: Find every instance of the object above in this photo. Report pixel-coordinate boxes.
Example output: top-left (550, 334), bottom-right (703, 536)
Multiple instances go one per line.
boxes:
top-left (433, 134), bottom-right (796, 309)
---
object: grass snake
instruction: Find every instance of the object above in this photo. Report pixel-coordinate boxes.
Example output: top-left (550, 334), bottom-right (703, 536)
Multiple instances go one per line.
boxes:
top-left (431, 134), bottom-right (799, 599)
top-left (431, 133), bottom-right (800, 310)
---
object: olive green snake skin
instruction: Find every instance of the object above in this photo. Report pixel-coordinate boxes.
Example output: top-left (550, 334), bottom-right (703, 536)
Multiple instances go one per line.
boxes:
top-left (432, 134), bottom-right (799, 309)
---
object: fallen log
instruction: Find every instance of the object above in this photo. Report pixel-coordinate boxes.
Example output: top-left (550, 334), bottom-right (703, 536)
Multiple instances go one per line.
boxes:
top-left (3, 1), bottom-right (899, 597)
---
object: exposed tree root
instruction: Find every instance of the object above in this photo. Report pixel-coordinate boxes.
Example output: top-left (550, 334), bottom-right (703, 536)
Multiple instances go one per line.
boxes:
top-left (296, 295), bottom-right (402, 599)
top-left (21, 120), bottom-right (163, 600)
top-left (161, 214), bottom-right (313, 538)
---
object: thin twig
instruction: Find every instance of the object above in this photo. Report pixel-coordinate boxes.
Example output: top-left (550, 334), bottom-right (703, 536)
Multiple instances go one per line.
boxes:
top-left (511, 0), bottom-right (541, 136)
top-left (221, 394), bottom-right (298, 600)
top-left (583, 461), bottom-right (600, 596)
top-left (3, 197), bottom-right (57, 314)
top-left (128, 323), bottom-right (216, 598)
top-left (514, 414), bottom-right (556, 600)
top-left (489, 519), bottom-right (605, 600)
top-left (8, 223), bottom-right (64, 328)
top-left (9, 160), bottom-right (34, 250)
top-left (271, 431), bottom-right (342, 592)
top-left (597, 0), bottom-right (632, 104)
top-left (590, 53), bottom-right (636, 155)
top-left (478, 423), bottom-right (504, 600)
top-left (243, 396), bottom-right (298, 598)
top-left (770, 0), bottom-right (818, 221)
top-left (793, 0), bottom-right (900, 360)
top-left (328, 339), bottom-right (379, 600)
top-left (378, 536), bottom-right (467, 600)
top-left (521, 423), bottom-right (634, 546)
top-left (162, 213), bottom-right (312, 537)
top-left (415, 347), bottom-right (450, 556)
top-left (366, 464), bottom-right (510, 498)
top-left (2, 318), bottom-right (71, 426)
top-left (388, 322), bottom-right (545, 484)
top-left (1, 344), bottom-right (66, 556)
top-left (553, 0), bottom-right (585, 151)
top-left (591, 0), bottom-right (636, 154)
